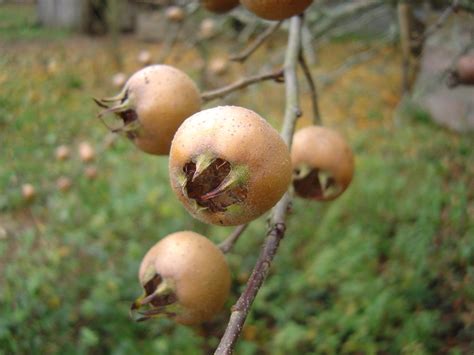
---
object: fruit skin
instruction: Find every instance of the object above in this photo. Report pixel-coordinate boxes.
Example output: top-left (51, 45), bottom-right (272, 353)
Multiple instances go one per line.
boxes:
top-left (291, 126), bottom-right (354, 201)
top-left (456, 55), bottom-right (474, 84)
top-left (201, 0), bottom-right (239, 14)
top-left (169, 106), bottom-right (292, 226)
top-left (240, 0), bottom-right (313, 21)
top-left (138, 231), bottom-right (231, 325)
top-left (97, 65), bottom-right (201, 155)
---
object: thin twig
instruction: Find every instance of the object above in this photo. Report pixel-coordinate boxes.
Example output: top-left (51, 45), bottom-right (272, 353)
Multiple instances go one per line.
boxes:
top-left (219, 225), bottom-right (249, 254)
top-left (214, 15), bottom-right (303, 355)
top-left (299, 51), bottom-right (322, 125)
top-left (230, 21), bottom-right (283, 63)
top-left (158, 21), bottom-right (184, 63)
top-left (318, 46), bottom-right (379, 88)
top-left (201, 69), bottom-right (284, 102)
top-left (311, 0), bottom-right (385, 40)
top-left (418, 0), bottom-right (460, 43)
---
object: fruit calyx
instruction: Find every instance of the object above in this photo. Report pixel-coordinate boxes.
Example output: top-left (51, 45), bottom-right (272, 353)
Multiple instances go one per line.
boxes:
top-left (130, 272), bottom-right (181, 322)
top-left (94, 88), bottom-right (141, 139)
top-left (293, 165), bottom-right (341, 200)
top-left (180, 153), bottom-right (249, 213)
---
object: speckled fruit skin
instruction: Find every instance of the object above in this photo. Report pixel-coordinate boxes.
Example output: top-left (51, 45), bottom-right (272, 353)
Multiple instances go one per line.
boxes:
top-left (457, 55), bottom-right (474, 84)
top-left (291, 126), bottom-right (354, 201)
top-left (240, 0), bottom-right (313, 20)
top-left (169, 106), bottom-right (292, 226)
top-left (139, 231), bottom-right (230, 325)
top-left (201, 0), bottom-right (239, 14)
top-left (124, 65), bottom-right (201, 155)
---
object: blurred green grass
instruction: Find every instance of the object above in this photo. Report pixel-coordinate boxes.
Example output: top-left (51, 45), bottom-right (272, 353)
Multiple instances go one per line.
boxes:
top-left (0, 4), bottom-right (68, 41)
top-left (1, 4), bottom-right (473, 355)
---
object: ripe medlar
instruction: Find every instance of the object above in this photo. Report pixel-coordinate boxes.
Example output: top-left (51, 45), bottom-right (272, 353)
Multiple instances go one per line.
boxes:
top-left (137, 50), bottom-right (152, 66)
top-left (165, 6), bottom-right (185, 22)
top-left (55, 145), bottom-right (70, 161)
top-left (169, 106), bottom-right (292, 226)
top-left (291, 126), bottom-right (354, 201)
top-left (131, 231), bottom-right (231, 325)
top-left (201, 0), bottom-right (239, 14)
top-left (57, 176), bottom-right (72, 192)
top-left (95, 65), bottom-right (201, 155)
top-left (456, 55), bottom-right (474, 85)
top-left (78, 141), bottom-right (95, 162)
top-left (22, 184), bottom-right (36, 201)
top-left (240, 0), bottom-right (313, 21)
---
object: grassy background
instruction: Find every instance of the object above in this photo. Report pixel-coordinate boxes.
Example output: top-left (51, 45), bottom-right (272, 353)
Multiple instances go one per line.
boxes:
top-left (1, 4), bottom-right (473, 354)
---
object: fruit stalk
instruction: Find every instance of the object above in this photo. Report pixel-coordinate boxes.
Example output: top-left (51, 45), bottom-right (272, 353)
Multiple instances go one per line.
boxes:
top-left (214, 15), bottom-right (303, 355)
top-left (218, 224), bottom-right (248, 254)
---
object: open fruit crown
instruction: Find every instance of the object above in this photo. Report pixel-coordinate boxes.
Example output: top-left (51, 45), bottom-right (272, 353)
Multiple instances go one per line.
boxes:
top-left (169, 106), bottom-right (292, 226)
top-left (130, 231), bottom-right (231, 325)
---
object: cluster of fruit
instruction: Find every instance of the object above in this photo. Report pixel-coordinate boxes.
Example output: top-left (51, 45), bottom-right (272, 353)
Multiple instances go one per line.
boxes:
top-left (21, 141), bottom-right (98, 202)
top-left (95, 0), bottom-right (354, 326)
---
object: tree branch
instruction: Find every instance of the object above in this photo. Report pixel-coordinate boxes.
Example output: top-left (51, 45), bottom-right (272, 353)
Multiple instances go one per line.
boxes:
top-left (299, 51), bottom-right (322, 125)
top-left (219, 225), bottom-right (248, 254)
top-left (230, 21), bottom-right (283, 63)
top-left (214, 15), bottom-right (303, 355)
top-left (201, 69), bottom-right (284, 103)
top-left (418, 0), bottom-right (460, 43)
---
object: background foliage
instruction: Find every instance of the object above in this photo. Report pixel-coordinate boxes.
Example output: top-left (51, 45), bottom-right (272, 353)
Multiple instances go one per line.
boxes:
top-left (1, 4), bottom-right (473, 354)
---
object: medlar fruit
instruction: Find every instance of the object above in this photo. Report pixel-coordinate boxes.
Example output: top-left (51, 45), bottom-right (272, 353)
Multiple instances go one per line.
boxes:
top-left (165, 6), bottom-right (185, 22)
top-left (95, 65), bottom-right (201, 155)
top-left (240, 0), bottom-right (313, 21)
top-left (291, 126), bottom-right (354, 201)
top-left (201, 0), bottom-right (239, 14)
top-left (456, 55), bottom-right (474, 85)
top-left (22, 184), bottom-right (36, 201)
top-left (131, 231), bottom-right (231, 325)
top-left (169, 106), bottom-right (292, 226)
